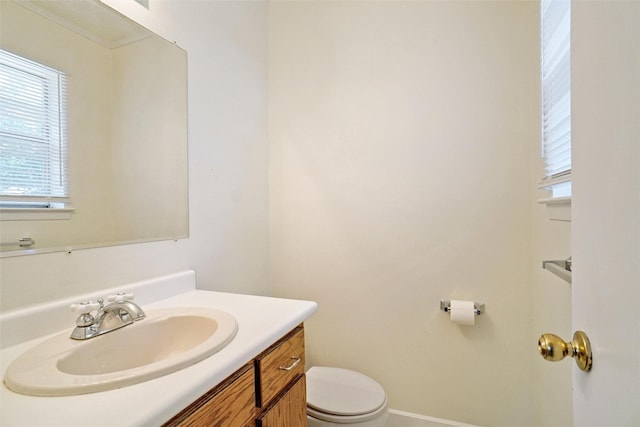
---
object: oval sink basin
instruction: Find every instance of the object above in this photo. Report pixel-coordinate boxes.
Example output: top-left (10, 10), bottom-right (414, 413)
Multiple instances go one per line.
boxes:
top-left (4, 307), bottom-right (237, 396)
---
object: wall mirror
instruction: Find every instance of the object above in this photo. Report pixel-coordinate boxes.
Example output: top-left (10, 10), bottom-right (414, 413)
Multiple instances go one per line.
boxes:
top-left (0, 0), bottom-right (188, 257)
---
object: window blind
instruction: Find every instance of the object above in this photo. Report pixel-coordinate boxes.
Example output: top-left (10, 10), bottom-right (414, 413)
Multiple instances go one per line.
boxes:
top-left (540, 0), bottom-right (571, 196)
top-left (0, 49), bottom-right (69, 204)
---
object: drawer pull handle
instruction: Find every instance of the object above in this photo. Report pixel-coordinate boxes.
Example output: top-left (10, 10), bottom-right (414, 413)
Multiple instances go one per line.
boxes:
top-left (279, 356), bottom-right (301, 371)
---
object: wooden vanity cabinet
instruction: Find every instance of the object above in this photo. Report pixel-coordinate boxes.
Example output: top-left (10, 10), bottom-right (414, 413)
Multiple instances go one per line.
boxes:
top-left (163, 325), bottom-right (307, 427)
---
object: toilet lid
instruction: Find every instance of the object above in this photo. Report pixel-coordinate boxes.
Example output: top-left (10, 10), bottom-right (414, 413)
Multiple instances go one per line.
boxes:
top-left (306, 367), bottom-right (387, 416)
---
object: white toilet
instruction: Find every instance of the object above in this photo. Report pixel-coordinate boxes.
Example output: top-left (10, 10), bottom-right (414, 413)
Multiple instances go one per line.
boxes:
top-left (306, 367), bottom-right (389, 427)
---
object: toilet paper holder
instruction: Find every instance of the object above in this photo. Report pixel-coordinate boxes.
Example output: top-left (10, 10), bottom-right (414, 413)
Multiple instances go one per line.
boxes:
top-left (440, 299), bottom-right (484, 315)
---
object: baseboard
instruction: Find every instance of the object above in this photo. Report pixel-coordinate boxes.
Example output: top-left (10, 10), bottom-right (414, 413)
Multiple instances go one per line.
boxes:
top-left (388, 409), bottom-right (481, 427)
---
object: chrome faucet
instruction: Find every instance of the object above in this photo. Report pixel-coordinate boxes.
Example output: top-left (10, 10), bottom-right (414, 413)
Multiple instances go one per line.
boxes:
top-left (70, 293), bottom-right (146, 340)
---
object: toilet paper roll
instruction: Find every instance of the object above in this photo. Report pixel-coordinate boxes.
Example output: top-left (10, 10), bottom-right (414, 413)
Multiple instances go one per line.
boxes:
top-left (449, 300), bottom-right (475, 326)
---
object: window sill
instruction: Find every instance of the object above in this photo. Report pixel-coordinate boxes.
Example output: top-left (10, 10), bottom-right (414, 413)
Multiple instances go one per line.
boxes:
top-left (538, 196), bottom-right (571, 221)
top-left (542, 259), bottom-right (572, 284)
top-left (0, 208), bottom-right (75, 221)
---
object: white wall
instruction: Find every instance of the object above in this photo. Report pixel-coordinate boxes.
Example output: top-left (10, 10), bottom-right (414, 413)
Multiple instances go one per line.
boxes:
top-left (268, 2), bottom-right (536, 426)
top-left (0, 0), bottom-right (270, 311)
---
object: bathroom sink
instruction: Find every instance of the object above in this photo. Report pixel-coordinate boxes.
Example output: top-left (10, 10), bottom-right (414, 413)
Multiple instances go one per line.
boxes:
top-left (3, 307), bottom-right (237, 396)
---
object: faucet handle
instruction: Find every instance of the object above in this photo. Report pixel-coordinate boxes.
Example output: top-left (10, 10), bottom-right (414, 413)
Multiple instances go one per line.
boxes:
top-left (70, 301), bottom-right (100, 314)
top-left (107, 292), bottom-right (135, 303)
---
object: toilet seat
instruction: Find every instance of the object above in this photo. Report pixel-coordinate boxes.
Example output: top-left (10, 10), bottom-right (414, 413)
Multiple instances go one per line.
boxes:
top-left (306, 367), bottom-right (388, 423)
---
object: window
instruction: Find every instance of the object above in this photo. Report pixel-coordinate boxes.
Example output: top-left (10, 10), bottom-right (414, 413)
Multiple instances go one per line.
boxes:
top-left (540, 0), bottom-right (571, 198)
top-left (0, 49), bottom-right (69, 209)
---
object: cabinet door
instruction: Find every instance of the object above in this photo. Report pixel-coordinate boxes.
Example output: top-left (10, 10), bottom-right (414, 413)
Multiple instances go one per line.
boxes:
top-left (163, 364), bottom-right (255, 427)
top-left (258, 375), bottom-right (307, 427)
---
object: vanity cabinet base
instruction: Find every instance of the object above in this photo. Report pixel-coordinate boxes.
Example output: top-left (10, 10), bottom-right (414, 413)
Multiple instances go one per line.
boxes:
top-left (163, 325), bottom-right (307, 427)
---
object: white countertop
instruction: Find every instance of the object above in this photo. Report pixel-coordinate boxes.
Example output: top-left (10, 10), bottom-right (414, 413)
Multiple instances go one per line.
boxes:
top-left (0, 272), bottom-right (317, 427)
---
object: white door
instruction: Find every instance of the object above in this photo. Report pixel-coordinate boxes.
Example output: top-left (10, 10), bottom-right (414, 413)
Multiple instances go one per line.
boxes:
top-left (571, 1), bottom-right (640, 426)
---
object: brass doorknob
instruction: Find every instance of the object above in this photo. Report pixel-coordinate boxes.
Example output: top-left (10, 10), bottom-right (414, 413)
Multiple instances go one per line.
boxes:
top-left (538, 331), bottom-right (593, 371)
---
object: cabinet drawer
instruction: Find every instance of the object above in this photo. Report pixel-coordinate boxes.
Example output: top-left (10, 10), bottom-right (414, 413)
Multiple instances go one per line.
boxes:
top-left (255, 326), bottom-right (305, 408)
top-left (163, 363), bottom-right (255, 427)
